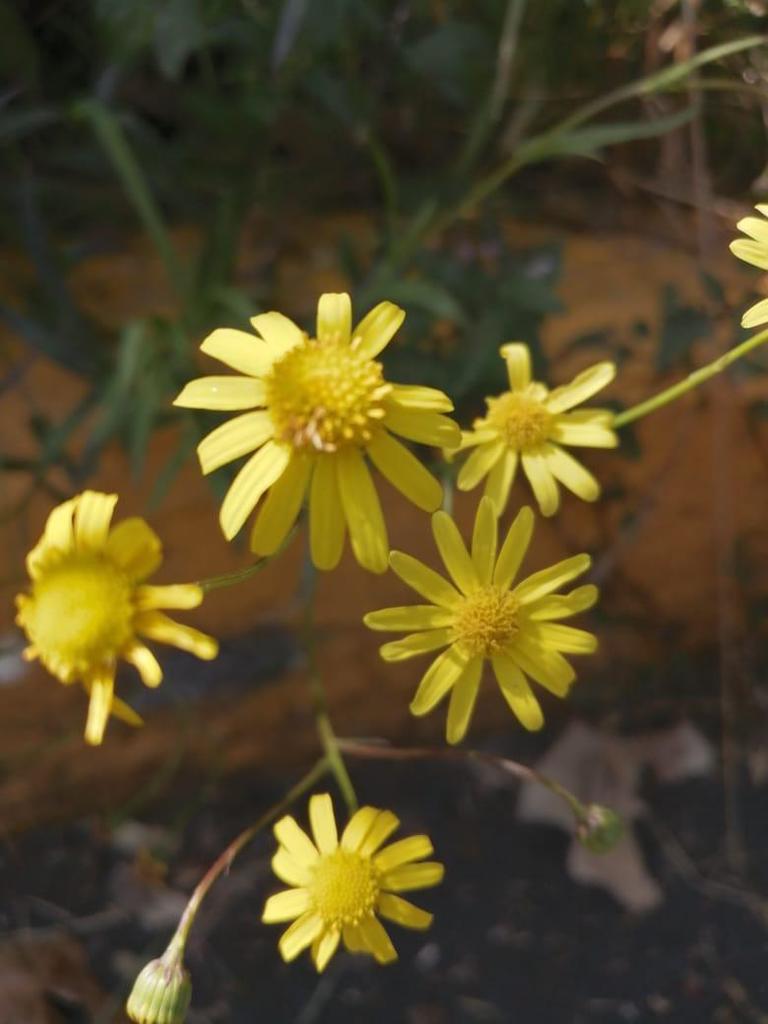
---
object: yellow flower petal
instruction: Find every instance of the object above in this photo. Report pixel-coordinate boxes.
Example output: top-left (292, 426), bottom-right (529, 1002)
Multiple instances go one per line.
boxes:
top-left (505, 634), bottom-right (575, 696)
top-left (123, 641), bottom-right (162, 688)
top-left (219, 440), bottom-right (291, 540)
top-left (250, 452), bottom-right (311, 556)
top-left (84, 670), bottom-right (115, 746)
top-left (521, 450), bottom-right (559, 516)
top-left (491, 654), bottom-right (544, 730)
top-left (312, 927), bottom-right (340, 972)
top-left (410, 644), bottom-right (469, 716)
top-left (528, 621), bottom-right (597, 654)
top-left (134, 583), bottom-right (203, 611)
top-left (359, 810), bottom-right (399, 856)
top-left (134, 611), bottom-right (218, 659)
top-left (109, 695), bottom-right (143, 728)
top-left (173, 375), bottom-right (266, 410)
top-left (104, 517), bottom-right (162, 581)
top-left (309, 456), bottom-right (346, 571)
top-left (525, 583), bottom-right (598, 620)
top-left (742, 297), bottom-right (768, 329)
top-left (550, 412), bottom-right (618, 448)
top-left (514, 553), bottom-right (591, 604)
top-left (75, 491), bottom-right (117, 550)
top-left (272, 848), bottom-right (312, 887)
top-left (378, 629), bottom-right (453, 662)
top-left (457, 439), bottom-right (505, 490)
top-left (484, 449), bottom-right (518, 514)
top-left (431, 510), bottom-right (479, 595)
top-left (200, 327), bottom-right (274, 377)
top-left (380, 862), bottom-right (444, 892)
top-left (543, 443), bottom-right (600, 502)
top-left (197, 410), bottom-right (275, 474)
top-left (279, 912), bottom-right (324, 962)
top-left (316, 292), bottom-right (352, 344)
top-left (389, 551), bottom-right (462, 608)
top-left (351, 300), bottom-right (405, 359)
top-left (367, 432), bottom-right (442, 512)
top-left (375, 835), bottom-right (433, 873)
top-left (387, 383), bottom-right (454, 412)
top-left (736, 214), bottom-right (768, 244)
top-left (341, 806), bottom-right (379, 852)
top-left (343, 922), bottom-right (367, 952)
top-left (730, 238), bottom-right (768, 270)
top-left (274, 815), bottom-right (320, 866)
top-left (309, 794), bottom-right (338, 855)
top-left (250, 311), bottom-right (304, 356)
top-left (471, 495), bottom-right (497, 586)
top-left (364, 606), bottom-right (455, 631)
top-left (545, 362), bottom-right (615, 414)
top-left (445, 657), bottom-right (482, 745)
top-left (336, 448), bottom-right (388, 574)
top-left (377, 893), bottom-right (433, 930)
top-left (500, 342), bottom-right (531, 391)
top-left (358, 915), bottom-right (397, 964)
top-left (384, 406), bottom-right (461, 448)
top-left (493, 505), bottom-right (534, 589)
top-left (40, 498), bottom-right (77, 553)
top-left (263, 888), bottom-right (311, 923)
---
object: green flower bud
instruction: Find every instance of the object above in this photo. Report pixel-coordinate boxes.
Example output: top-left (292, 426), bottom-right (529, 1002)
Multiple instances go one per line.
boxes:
top-left (576, 803), bottom-right (623, 854)
top-left (126, 953), bottom-right (192, 1024)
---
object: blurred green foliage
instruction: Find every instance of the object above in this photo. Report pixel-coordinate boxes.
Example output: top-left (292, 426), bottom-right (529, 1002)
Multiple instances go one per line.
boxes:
top-left (0, 0), bottom-right (765, 504)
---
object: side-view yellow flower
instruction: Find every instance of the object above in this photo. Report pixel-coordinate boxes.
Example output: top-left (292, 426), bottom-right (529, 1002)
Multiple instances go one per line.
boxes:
top-left (174, 293), bottom-right (460, 573)
top-left (453, 343), bottom-right (617, 517)
top-left (15, 491), bottom-right (218, 745)
top-left (729, 204), bottom-right (768, 328)
top-left (262, 792), bottom-right (443, 971)
top-left (364, 497), bottom-right (597, 744)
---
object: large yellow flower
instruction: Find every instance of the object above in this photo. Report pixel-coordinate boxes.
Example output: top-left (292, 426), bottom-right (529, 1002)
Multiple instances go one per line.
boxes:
top-left (453, 343), bottom-right (617, 517)
top-left (174, 293), bottom-right (460, 573)
top-left (730, 204), bottom-right (768, 329)
top-left (364, 497), bottom-right (597, 743)
top-left (15, 491), bottom-right (218, 745)
top-left (263, 793), bottom-right (443, 971)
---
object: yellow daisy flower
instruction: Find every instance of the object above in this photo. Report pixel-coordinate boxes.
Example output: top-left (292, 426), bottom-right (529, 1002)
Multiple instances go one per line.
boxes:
top-left (453, 343), bottom-right (617, 517)
top-left (262, 792), bottom-right (443, 971)
top-left (364, 497), bottom-right (597, 744)
top-left (174, 293), bottom-right (460, 573)
top-left (729, 204), bottom-right (768, 328)
top-left (15, 491), bottom-right (218, 745)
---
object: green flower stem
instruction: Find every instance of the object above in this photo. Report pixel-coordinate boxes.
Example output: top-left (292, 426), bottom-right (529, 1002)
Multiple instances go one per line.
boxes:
top-left (171, 757), bottom-right (329, 954)
top-left (197, 528), bottom-right (297, 593)
top-left (613, 326), bottom-right (768, 429)
top-left (301, 554), bottom-right (359, 815)
top-left (338, 738), bottom-right (595, 829)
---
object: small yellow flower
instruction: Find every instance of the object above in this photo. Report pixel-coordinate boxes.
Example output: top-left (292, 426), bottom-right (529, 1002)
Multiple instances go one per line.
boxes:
top-left (15, 491), bottom-right (218, 745)
top-left (453, 343), bottom-right (617, 517)
top-left (174, 293), bottom-right (460, 573)
top-left (262, 793), bottom-right (443, 970)
top-left (729, 204), bottom-right (768, 329)
top-left (364, 497), bottom-right (597, 743)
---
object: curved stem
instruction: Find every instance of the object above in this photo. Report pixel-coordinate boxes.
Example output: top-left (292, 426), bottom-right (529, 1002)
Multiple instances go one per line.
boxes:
top-left (300, 554), bottom-right (359, 814)
top-left (614, 326), bottom-right (768, 429)
top-left (197, 528), bottom-right (297, 593)
top-left (172, 757), bottom-right (329, 953)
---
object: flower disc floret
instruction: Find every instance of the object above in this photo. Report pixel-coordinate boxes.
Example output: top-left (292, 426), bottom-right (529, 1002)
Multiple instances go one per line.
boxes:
top-left (173, 292), bottom-right (461, 573)
top-left (15, 491), bottom-right (218, 745)
top-left (265, 341), bottom-right (391, 452)
top-left (454, 587), bottom-right (520, 657)
top-left (364, 496), bottom-right (599, 744)
top-left (310, 849), bottom-right (379, 926)
top-left (484, 392), bottom-right (553, 450)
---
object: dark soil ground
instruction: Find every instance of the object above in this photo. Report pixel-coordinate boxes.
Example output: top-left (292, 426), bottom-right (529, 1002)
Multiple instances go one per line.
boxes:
top-left (4, 728), bottom-right (768, 1024)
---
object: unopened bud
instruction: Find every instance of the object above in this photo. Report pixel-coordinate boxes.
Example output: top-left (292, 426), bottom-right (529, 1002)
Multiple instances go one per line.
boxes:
top-left (576, 803), bottom-right (623, 854)
top-left (126, 951), bottom-right (191, 1024)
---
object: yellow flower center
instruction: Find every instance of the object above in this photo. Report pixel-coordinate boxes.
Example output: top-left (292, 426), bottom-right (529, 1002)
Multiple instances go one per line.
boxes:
top-left (484, 392), bottom-right (552, 450)
top-left (20, 556), bottom-right (133, 677)
top-left (309, 849), bottom-right (380, 926)
top-left (454, 586), bottom-right (520, 657)
top-left (265, 340), bottom-right (392, 452)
